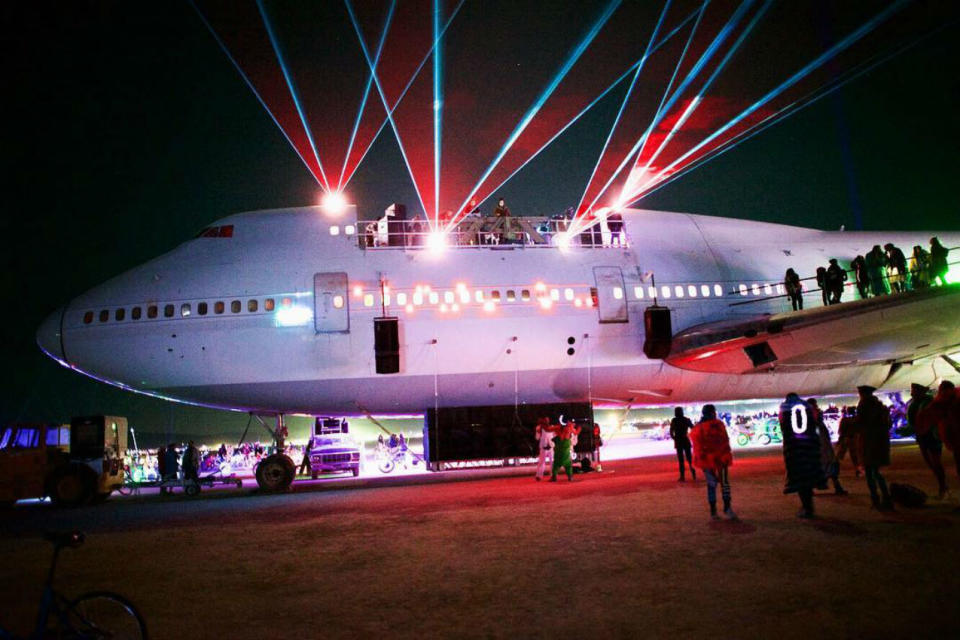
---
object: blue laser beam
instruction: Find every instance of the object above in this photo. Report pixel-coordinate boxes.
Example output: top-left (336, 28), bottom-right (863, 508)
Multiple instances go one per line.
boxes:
top-left (626, 15), bottom-right (955, 206)
top-left (577, 0), bottom-right (756, 218)
top-left (468, 5), bottom-right (701, 211)
top-left (338, 0), bottom-right (396, 191)
top-left (256, 0), bottom-right (331, 192)
top-left (624, 0), bottom-right (911, 201)
top-left (450, 0), bottom-right (623, 226)
top-left (433, 0), bottom-right (442, 225)
top-left (190, 1), bottom-right (323, 187)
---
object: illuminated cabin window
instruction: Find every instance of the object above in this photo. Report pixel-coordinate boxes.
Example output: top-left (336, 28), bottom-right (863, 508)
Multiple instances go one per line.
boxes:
top-left (248, 299), bottom-right (258, 313)
top-left (428, 291), bottom-right (439, 305)
top-left (738, 284), bottom-right (748, 296)
top-left (181, 303), bottom-right (191, 317)
top-left (550, 288), bottom-right (560, 301)
top-left (214, 301), bottom-right (224, 314)
top-left (751, 284), bottom-right (760, 296)
top-left (230, 300), bottom-right (240, 313)
top-left (661, 286), bottom-right (671, 299)
top-left (130, 306), bottom-right (140, 320)
top-left (613, 287), bottom-right (624, 300)
top-left (282, 297), bottom-right (292, 307)
top-left (764, 284), bottom-right (773, 295)
top-left (99, 310), bottom-right (109, 323)
top-left (776, 284), bottom-right (785, 295)
top-left (264, 298), bottom-right (275, 311)
top-left (714, 284), bottom-right (723, 296)
top-left (701, 284), bottom-right (710, 297)
top-left (475, 290), bottom-right (484, 303)
top-left (648, 286), bottom-right (657, 298)
top-left (688, 285), bottom-right (698, 297)
top-left (634, 286), bottom-right (644, 299)
top-left (164, 304), bottom-right (174, 318)
top-left (363, 293), bottom-right (374, 307)
top-left (345, 224), bottom-right (356, 235)
top-left (492, 290), bottom-right (501, 302)
top-left (333, 295), bottom-right (344, 309)
top-left (384, 294), bottom-right (391, 306)
top-left (329, 225), bottom-right (340, 236)
top-left (564, 288), bottom-right (574, 301)
top-left (458, 290), bottom-right (469, 304)
top-left (397, 293), bottom-right (407, 305)
top-left (148, 305), bottom-right (158, 319)
top-left (413, 292), bottom-right (424, 305)
top-left (83, 311), bottom-right (93, 324)
top-left (443, 291), bottom-right (454, 304)
top-left (521, 289), bottom-right (531, 301)
top-left (115, 308), bottom-right (125, 322)
top-left (506, 290), bottom-right (516, 302)
top-left (674, 286), bottom-right (684, 298)
top-left (197, 302), bottom-right (207, 316)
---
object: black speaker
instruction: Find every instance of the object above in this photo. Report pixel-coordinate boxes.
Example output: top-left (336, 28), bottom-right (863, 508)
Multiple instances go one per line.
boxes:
top-left (643, 305), bottom-right (672, 359)
top-left (374, 317), bottom-right (400, 374)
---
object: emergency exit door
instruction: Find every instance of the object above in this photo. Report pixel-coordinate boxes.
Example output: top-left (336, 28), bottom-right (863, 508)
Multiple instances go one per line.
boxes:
top-left (314, 272), bottom-right (350, 333)
top-left (593, 266), bottom-right (628, 323)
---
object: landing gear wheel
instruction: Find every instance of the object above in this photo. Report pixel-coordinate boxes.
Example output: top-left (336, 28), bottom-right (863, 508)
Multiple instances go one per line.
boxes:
top-left (48, 465), bottom-right (95, 507)
top-left (63, 590), bottom-right (147, 639)
top-left (255, 454), bottom-right (295, 491)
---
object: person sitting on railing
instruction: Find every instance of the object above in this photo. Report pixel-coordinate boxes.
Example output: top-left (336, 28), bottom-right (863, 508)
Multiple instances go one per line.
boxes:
top-left (825, 258), bottom-right (847, 304)
top-left (930, 237), bottom-right (949, 286)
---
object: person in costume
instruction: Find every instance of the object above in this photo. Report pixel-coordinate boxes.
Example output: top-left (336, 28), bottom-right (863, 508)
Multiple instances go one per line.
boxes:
top-left (690, 404), bottom-right (736, 520)
top-left (808, 398), bottom-right (847, 496)
top-left (780, 394), bottom-right (826, 518)
top-left (534, 417), bottom-right (554, 481)
top-left (908, 383), bottom-right (947, 498)
top-left (545, 420), bottom-right (580, 482)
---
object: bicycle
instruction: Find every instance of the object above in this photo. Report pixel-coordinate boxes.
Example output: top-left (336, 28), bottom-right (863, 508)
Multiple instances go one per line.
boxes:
top-left (0, 531), bottom-right (147, 639)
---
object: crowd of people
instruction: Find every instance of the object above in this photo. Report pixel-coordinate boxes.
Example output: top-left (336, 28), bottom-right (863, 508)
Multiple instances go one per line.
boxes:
top-left (784, 237), bottom-right (951, 311)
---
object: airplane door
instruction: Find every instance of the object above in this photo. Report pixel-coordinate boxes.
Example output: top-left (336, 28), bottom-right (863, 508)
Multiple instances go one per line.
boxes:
top-left (314, 272), bottom-right (350, 333)
top-left (593, 266), bottom-right (628, 323)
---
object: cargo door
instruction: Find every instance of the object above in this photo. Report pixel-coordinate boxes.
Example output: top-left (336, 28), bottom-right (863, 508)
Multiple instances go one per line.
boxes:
top-left (593, 266), bottom-right (628, 323)
top-left (314, 272), bottom-right (350, 333)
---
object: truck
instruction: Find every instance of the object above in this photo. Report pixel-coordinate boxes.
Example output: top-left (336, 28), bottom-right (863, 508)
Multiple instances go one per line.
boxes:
top-left (306, 417), bottom-right (361, 479)
top-left (0, 415), bottom-right (128, 507)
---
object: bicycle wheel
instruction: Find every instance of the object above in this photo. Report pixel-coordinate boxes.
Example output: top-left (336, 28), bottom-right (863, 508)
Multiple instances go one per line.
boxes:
top-left (61, 590), bottom-right (147, 639)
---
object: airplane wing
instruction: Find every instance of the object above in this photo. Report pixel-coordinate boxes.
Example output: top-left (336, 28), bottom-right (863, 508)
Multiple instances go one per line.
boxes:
top-left (665, 284), bottom-right (960, 374)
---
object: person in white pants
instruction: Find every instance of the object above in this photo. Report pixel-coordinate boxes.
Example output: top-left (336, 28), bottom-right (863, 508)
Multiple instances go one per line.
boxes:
top-left (535, 417), bottom-right (554, 481)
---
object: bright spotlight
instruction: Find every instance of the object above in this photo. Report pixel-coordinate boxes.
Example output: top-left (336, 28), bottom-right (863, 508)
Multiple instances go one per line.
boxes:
top-left (322, 191), bottom-right (348, 215)
top-left (426, 231), bottom-right (448, 252)
top-left (555, 233), bottom-right (571, 251)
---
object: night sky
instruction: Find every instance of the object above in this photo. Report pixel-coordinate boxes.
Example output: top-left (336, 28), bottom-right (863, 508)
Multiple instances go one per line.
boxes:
top-left (3, 1), bottom-right (959, 443)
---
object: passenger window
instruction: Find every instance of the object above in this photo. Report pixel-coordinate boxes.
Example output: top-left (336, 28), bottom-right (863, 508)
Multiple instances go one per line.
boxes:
top-left (475, 290), bottom-right (485, 302)
top-left (264, 298), bottom-right (275, 311)
top-left (148, 305), bottom-right (158, 319)
top-left (564, 288), bottom-right (574, 301)
top-left (428, 292), bottom-right (439, 305)
top-left (214, 301), bottom-right (224, 314)
top-left (197, 302), bottom-right (207, 316)
top-left (443, 291), bottom-right (454, 304)
top-left (396, 293), bottom-right (407, 305)
top-left (333, 295), bottom-right (344, 309)
top-left (231, 300), bottom-right (241, 313)
top-left (613, 287), bottom-right (623, 300)
top-left (363, 294), bottom-right (374, 307)
top-left (115, 308), bottom-right (125, 321)
top-left (99, 310), bottom-right (109, 323)
top-left (633, 287), bottom-right (643, 299)
top-left (701, 285), bottom-right (710, 297)
top-left (714, 284), bottom-right (723, 296)
top-left (248, 300), bottom-right (258, 313)
top-left (181, 304), bottom-right (191, 317)
top-left (164, 304), bottom-right (174, 318)
top-left (506, 290), bottom-right (516, 302)
top-left (521, 289), bottom-right (531, 301)
top-left (282, 297), bottom-right (292, 307)
top-left (83, 311), bottom-right (93, 324)
top-left (688, 285), bottom-right (697, 297)
top-left (492, 290), bottom-right (501, 301)
top-left (674, 286), bottom-right (684, 298)
top-left (132, 306), bottom-right (142, 320)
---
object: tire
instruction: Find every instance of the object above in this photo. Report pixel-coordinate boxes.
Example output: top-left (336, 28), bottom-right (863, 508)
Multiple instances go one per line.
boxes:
top-left (759, 434), bottom-right (771, 446)
top-left (47, 464), bottom-right (95, 507)
top-left (62, 590), bottom-right (147, 639)
top-left (378, 459), bottom-right (395, 474)
top-left (736, 434), bottom-right (750, 447)
top-left (255, 454), bottom-right (295, 492)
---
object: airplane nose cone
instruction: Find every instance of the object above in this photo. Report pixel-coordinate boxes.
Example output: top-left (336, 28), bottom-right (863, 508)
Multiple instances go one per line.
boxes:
top-left (37, 307), bottom-right (65, 362)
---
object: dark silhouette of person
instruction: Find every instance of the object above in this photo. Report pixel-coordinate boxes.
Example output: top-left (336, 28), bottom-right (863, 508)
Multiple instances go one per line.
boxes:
top-left (929, 237), bottom-right (949, 285)
top-left (784, 268), bottom-right (803, 310)
top-left (909, 245), bottom-right (930, 289)
top-left (918, 380), bottom-right (960, 492)
top-left (163, 443), bottom-right (180, 484)
top-left (182, 440), bottom-right (200, 483)
top-left (815, 267), bottom-right (828, 306)
top-left (779, 394), bottom-right (825, 518)
top-left (493, 198), bottom-right (511, 218)
top-left (856, 385), bottom-right (893, 511)
top-left (851, 255), bottom-right (869, 298)
top-left (669, 407), bottom-right (695, 481)
top-left (907, 383), bottom-right (947, 499)
top-left (606, 212), bottom-right (624, 246)
top-left (808, 398), bottom-right (846, 495)
top-left (835, 406), bottom-right (862, 477)
top-left (884, 243), bottom-right (907, 292)
top-left (824, 258), bottom-right (847, 304)
top-left (865, 245), bottom-right (888, 296)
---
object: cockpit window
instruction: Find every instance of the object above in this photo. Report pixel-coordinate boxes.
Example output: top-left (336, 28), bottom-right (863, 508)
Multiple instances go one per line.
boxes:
top-left (195, 225), bottom-right (234, 239)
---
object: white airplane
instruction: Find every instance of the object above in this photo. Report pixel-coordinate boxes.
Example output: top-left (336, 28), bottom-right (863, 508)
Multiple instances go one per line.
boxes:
top-left (36, 204), bottom-right (960, 488)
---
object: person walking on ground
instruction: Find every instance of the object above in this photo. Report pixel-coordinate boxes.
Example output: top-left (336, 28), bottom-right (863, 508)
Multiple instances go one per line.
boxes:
top-left (690, 404), bottom-right (736, 520)
top-left (929, 237), bottom-right (950, 286)
top-left (834, 406), bottom-right (862, 477)
top-left (785, 268), bottom-right (803, 310)
top-left (825, 258), bottom-right (847, 304)
top-left (534, 417), bottom-right (554, 481)
top-left (545, 420), bottom-right (580, 482)
top-left (808, 398), bottom-right (847, 496)
top-left (919, 380), bottom-right (960, 493)
top-left (907, 383), bottom-right (947, 499)
top-left (669, 407), bottom-right (696, 482)
top-left (851, 255), bottom-right (869, 299)
top-left (856, 385), bottom-right (894, 511)
top-left (779, 394), bottom-right (826, 518)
